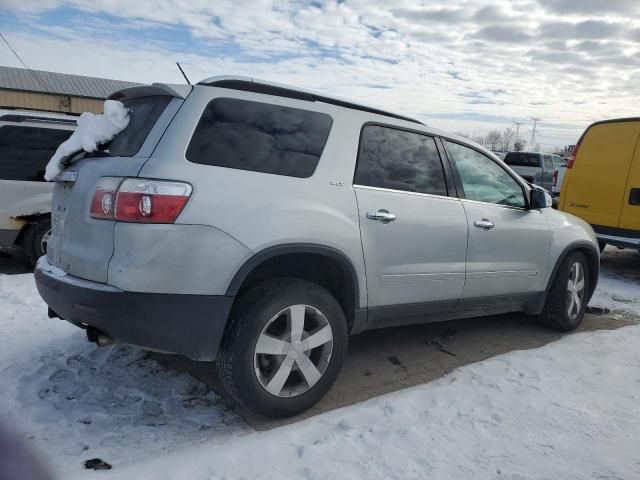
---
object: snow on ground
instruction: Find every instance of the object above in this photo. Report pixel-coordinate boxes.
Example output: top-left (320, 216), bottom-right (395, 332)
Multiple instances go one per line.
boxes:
top-left (0, 254), bottom-right (639, 479)
top-left (0, 274), bottom-right (248, 476)
top-left (102, 325), bottom-right (640, 480)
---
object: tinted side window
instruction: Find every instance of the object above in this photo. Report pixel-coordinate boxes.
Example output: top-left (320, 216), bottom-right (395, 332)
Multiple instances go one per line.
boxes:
top-left (543, 154), bottom-right (553, 170)
top-left (445, 141), bottom-right (526, 208)
top-left (504, 152), bottom-right (541, 167)
top-left (109, 95), bottom-right (171, 157)
top-left (354, 125), bottom-right (448, 196)
top-left (186, 98), bottom-right (332, 178)
top-left (0, 126), bottom-right (72, 182)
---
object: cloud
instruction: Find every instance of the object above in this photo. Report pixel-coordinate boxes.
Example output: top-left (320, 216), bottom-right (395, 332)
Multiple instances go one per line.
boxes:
top-left (0, 0), bottom-right (639, 148)
top-left (472, 25), bottom-right (533, 43)
top-left (538, 0), bottom-right (640, 15)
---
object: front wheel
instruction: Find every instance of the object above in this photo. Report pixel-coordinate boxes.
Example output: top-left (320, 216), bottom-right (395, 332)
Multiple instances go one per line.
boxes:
top-left (216, 278), bottom-right (348, 418)
top-left (538, 251), bottom-right (590, 331)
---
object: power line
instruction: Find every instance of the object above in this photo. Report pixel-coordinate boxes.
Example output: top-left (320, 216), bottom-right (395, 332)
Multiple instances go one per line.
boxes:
top-left (0, 31), bottom-right (59, 96)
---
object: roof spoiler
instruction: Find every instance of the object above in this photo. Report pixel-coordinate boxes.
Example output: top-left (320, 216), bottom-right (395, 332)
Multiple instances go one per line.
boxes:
top-left (109, 83), bottom-right (192, 101)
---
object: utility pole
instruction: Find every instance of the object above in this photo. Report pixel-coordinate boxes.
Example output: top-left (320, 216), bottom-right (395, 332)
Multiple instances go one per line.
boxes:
top-left (530, 117), bottom-right (541, 149)
top-left (514, 121), bottom-right (523, 144)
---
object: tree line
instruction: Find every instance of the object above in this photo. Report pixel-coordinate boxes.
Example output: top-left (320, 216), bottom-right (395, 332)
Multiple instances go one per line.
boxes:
top-left (455, 128), bottom-right (530, 152)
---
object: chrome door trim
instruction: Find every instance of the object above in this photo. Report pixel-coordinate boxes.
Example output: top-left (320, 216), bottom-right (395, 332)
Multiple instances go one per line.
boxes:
top-left (353, 184), bottom-right (460, 202)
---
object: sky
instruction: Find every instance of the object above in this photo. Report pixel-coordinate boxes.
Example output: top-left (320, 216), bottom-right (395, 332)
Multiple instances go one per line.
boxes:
top-left (1, 0), bottom-right (640, 150)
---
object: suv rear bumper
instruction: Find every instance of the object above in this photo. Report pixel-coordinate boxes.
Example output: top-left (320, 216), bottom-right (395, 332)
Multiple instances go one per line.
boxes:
top-left (35, 257), bottom-right (233, 361)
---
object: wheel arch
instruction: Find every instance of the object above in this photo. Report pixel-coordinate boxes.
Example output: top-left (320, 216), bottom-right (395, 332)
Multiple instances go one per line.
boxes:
top-left (545, 241), bottom-right (599, 302)
top-left (226, 244), bottom-right (362, 332)
top-left (13, 212), bottom-right (51, 246)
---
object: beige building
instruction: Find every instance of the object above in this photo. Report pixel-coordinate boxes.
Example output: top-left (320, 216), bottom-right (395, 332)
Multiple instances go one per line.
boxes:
top-left (0, 66), bottom-right (139, 114)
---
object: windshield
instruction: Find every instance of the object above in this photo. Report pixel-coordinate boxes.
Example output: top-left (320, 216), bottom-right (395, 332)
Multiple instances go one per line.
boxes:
top-left (108, 95), bottom-right (171, 156)
top-left (504, 152), bottom-right (541, 167)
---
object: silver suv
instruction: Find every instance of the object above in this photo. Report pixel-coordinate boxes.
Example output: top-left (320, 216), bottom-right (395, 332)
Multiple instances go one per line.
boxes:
top-left (35, 77), bottom-right (599, 417)
top-left (0, 109), bottom-right (76, 265)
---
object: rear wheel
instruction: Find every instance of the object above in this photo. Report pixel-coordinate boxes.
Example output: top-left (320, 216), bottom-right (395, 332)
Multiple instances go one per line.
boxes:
top-left (539, 251), bottom-right (590, 331)
top-left (20, 217), bottom-right (51, 269)
top-left (216, 278), bottom-right (348, 418)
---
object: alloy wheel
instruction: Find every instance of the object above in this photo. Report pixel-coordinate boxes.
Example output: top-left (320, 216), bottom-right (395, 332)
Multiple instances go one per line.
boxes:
top-left (567, 262), bottom-right (585, 320)
top-left (254, 304), bottom-right (334, 398)
top-left (40, 228), bottom-right (52, 255)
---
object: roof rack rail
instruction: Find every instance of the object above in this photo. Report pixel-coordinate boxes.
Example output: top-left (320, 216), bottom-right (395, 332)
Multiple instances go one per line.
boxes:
top-left (198, 77), bottom-right (424, 126)
top-left (0, 114), bottom-right (77, 125)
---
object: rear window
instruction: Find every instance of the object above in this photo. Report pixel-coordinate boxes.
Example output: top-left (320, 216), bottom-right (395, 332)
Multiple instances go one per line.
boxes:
top-left (0, 125), bottom-right (73, 181)
top-left (504, 152), bottom-right (541, 167)
top-left (108, 95), bottom-right (171, 157)
top-left (186, 98), bottom-right (333, 178)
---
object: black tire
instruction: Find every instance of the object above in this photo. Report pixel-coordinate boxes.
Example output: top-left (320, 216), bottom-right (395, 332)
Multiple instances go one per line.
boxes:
top-left (216, 278), bottom-right (348, 418)
top-left (539, 251), bottom-right (590, 331)
top-left (20, 217), bottom-right (51, 269)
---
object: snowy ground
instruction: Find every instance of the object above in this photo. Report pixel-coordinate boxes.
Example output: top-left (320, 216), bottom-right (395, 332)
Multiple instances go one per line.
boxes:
top-left (1, 248), bottom-right (639, 479)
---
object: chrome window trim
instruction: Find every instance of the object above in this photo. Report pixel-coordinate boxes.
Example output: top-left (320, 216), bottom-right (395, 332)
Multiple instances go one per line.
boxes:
top-left (353, 184), bottom-right (460, 202)
top-left (459, 197), bottom-right (539, 212)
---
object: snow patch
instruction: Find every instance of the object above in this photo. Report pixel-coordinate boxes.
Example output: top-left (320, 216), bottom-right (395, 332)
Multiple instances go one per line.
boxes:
top-left (44, 100), bottom-right (130, 181)
top-left (36, 257), bottom-right (66, 277)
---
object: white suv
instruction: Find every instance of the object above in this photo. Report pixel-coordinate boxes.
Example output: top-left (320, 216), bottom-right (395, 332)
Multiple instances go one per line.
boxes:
top-left (0, 109), bottom-right (76, 265)
top-left (35, 77), bottom-right (599, 417)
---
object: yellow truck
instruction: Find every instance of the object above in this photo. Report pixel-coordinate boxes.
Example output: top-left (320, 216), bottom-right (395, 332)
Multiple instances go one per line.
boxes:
top-left (559, 118), bottom-right (640, 251)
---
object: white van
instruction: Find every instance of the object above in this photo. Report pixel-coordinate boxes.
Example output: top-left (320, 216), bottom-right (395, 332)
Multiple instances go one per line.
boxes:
top-left (0, 109), bottom-right (76, 266)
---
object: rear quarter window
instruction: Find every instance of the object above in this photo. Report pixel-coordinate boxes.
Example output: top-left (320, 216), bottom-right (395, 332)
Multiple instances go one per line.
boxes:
top-left (186, 98), bottom-right (333, 178)
top-left (504, 152), bottom-right (541, 168)
top-left (108, 95), bottom-right (172, 157)
top-left (0, 125), bottom-right (73, 181)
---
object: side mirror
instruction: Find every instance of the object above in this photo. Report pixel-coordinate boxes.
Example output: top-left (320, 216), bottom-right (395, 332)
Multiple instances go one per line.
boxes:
top-left (530, 188), bottom-right (553, 209)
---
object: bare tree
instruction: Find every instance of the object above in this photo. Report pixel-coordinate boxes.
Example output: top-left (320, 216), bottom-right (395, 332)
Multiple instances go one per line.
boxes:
top-left (471, 135), bottom-right (485, 146)
top-left (514, 139), bottom-right (526, 151)
top-left (484, 130), bottom-right (502, 151)
top-left (500, 127), bottom-right (515, 152)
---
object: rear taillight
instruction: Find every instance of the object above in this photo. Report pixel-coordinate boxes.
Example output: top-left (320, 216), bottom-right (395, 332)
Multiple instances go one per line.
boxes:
top-left (552, 169), bottom-right (558, 186)
top-left (567, 143), bottom-right (580, 169)
top-left (90, 177), bottom-right (122, 220)
top-left (90, 177), bottom-right (192, 223)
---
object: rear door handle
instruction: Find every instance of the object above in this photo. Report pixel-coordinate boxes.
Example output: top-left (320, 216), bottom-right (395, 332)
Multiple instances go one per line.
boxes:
top-left (474, 218), bottom-right (495, 230)
top-left (367, 209), bottom-right (397, 223)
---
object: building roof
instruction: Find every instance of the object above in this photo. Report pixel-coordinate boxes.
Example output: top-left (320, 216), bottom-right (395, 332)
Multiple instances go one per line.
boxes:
top-left (0, 66), bottom-right (139, 99)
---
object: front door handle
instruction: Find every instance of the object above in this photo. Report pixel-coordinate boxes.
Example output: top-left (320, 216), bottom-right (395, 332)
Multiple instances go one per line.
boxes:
top-left (367, 209), bottom-right (397, 223)
top-left (474, 218), bottom-right (495, 230)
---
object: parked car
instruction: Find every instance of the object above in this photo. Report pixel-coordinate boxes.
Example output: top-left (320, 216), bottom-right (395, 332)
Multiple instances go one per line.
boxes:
top-left (0, 109), bottom-right (76, 266)
top-left (551, 156), bottom-right (568, 196)
top-left (35, 77), bottom-right (600, 417)
top-left (559, 118), bottom-right (640, 251)
top-left (504, 151), bottom-right (565, 194)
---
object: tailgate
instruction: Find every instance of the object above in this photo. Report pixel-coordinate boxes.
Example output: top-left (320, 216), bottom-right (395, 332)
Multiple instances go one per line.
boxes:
top-left (46, 87), bottom-right (188, 282)
top-left (47, 156), bottom-right (148, 282)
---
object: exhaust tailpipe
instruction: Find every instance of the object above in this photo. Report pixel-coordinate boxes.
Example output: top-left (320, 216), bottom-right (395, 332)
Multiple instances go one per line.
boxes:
top-left (86, 327), bottom-right (115, 347)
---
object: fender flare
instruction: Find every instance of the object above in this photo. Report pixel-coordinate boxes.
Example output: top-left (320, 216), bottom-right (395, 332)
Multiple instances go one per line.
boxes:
top-left (545, 241), bottom-right (599, 301)
top-left (225, 243), bottom-right (361, 309)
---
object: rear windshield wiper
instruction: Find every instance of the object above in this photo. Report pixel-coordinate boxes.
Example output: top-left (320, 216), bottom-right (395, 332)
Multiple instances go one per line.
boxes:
top-left (60, 148), bottom-right (111, 167)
